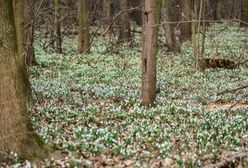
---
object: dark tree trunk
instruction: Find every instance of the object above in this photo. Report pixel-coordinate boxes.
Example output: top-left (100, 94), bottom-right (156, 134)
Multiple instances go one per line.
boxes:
top-left (118, 0), bottom-right (131, 43)
top-left (162, 0), bottom-right (181, 53)
top-left (179, 0), bottom-right (192, 42)
top-left (24, 0), bottom-right (38, 66)
top-left (54, 0), bottom-right (62, 53)
top-left (209, 0), bottom-right (221, 20)
top-left (241, 0), bottom-right (248, 26)
top-left (77, 0), bottom-right (91, 54)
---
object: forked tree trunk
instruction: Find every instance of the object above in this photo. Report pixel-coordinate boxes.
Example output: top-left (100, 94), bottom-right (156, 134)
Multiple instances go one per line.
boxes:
top-left (24, 0), bottom-right (38, 66)
top-left (179, 0), bottom-right (192, 42)
top-left (241, 0), bottom-right (248, 26)
top-left (0, 0), bottom-right (45, 161)
top-left (54, 0), bottom-right (62, 53)
top-left (77, 0), bottom-right (90, 54)
top-left (162, 0), bottom-right (180, 54)
top-left (118, 0), bottom-right (131, 43)
top-left (141, 0), bottom-right (161, 107)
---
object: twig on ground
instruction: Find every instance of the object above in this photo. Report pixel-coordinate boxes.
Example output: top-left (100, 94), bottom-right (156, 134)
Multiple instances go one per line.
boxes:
top-left (217, 85), bottom-right (248, 96)
top-left (228, 93), bottom-right (248, 110)
top-left (204, 150), bottom-right (248, 168)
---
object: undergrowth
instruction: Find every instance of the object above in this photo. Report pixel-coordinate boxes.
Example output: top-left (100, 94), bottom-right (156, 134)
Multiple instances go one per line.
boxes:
top-left (5, 23), bottom-right (248, 167)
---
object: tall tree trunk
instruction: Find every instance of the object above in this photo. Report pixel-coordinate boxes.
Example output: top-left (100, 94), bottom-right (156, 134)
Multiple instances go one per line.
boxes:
top-left (118, 0), bottom-right (131, 43)
top-left (0, 0), bottom-right (45, 161)
top-left (24, 0), bottom-right (38, 66)
top-left (103, 0), bottom-right (112, 24)
top-left (179, 0), bottom-right (192, 42)
top-left (241, 0), bottom-right (248, 26)
top-left (162, 0), bottom-right (181, 53)
top-left (54, 0), bottom-right (62, 53)
top-left (141, 0), bottom-right (161, 107)
top-left (219, 0), bottom-right (227, 19)
top-left (77, 0), bottom-right (90, 54)
top-left (13, 0), bottom-right (34, 107)
top-left (209, 0), bottom-right (221, 20)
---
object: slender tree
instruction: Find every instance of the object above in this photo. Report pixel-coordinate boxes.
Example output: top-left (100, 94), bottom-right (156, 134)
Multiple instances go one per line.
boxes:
top-left (179, 0), bottom-right (192, 42)
top-left (54, 0), bottom-right (62, 53)
top-left (24, 0), bottom-right (38, 65)
top-left (103, 0), bottom-right (112, 25)
top-left (118, 0), bottom-right (131, 43)
top-left (141, 0), bottom-right (161, 107)
top-left (77, 0), bottom-right (90, 54)
top-left (209, 0), bottom-right (222, 20)
top-left (0, 0), bottom-right (45, 161)
top-left (162, 0), bottom-right (180, 53)
top-left (241, 0), bottom-right (248, 26)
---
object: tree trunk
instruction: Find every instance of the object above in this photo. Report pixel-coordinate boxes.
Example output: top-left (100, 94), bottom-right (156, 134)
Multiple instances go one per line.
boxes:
top-left (118, 0), bottom-right (131, 43)
top-left (54, 0), bottom-right (62, 53)
top-left (77, 0), bottom-right (90, 54)
top-left (103, 0), bottom-right (113, 36)
top-left (162, 0), bottom-right (181, 53)
top-left (141, 0), bottom-right (161, 107)
top-left (209, 0), bottom-right (221, 20)
top-left (241, 0), bottom-right (248, 26)
top-left (219, 0), bottom-right (227, 19)
top-left (103, 0), bottom-right (112, 24)
top-left (0, 0), bottom-right (45, 161)
top-left (24, 0), bottom-right (38, 66)
top-left (179, 0), bottom-right (192, 42)
top-left (13, 0), bottom-right (34, 108)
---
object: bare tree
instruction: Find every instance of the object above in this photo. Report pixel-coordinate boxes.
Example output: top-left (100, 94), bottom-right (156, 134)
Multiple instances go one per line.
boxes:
top-left (161, 0), bottom-right (181, 53)
top-left (141, 0), bottom-right (161, 107)
top-left (103, 0), bottom-right (112, 30)
top-left (179, 0), bottom-right (192, 42)
top-left (241, 0), bottom-right (248, 26)
top-left (77, 0), bottom-right (90, 54)
top-left (118, 0), bottom-right (131, 43)
top-left (0, 0), bottom-right (46, 161)
top-left (54, 0), bottom-right (62, 53)
top-left (25, 0), bottom-right (38, 65)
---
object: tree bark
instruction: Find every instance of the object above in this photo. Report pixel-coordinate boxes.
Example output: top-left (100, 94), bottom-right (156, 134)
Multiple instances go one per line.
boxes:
top-left (103, 0), bottom-right (112, 23)
top-left (179, 0), bottom-right (192, 42)
top-left (141, 0), bottom-right (161, 107)
top-left (241, 0), bottom-right (248, 26)
top-left (209, 0), bottom-right (221, 20)
top-left (24, 0), bottom-right (38, 66)
top-left (77, 0), bottom-right (90, 54)
top-left (103, 0), bottom-right (113, 36)
top-left (13, 0), bottom-right (34, 107)
top-left (118, 0), bottom-right (131, 43)
top-left (0, 0), bottom-right (45, 161)
top-left (162, 0), bottom-right (181, 53)
top-left (54, 0), bottom-right (62, 53)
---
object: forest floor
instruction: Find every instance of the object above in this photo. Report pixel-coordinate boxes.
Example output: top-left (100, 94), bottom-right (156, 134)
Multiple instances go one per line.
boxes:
top-left (4, 23), bottom-right (248, 167)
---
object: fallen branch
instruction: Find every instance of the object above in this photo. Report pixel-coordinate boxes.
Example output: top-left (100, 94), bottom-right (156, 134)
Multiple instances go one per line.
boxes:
top-left (204, 150), bottom-right (248, 168)
top-left (217, 85), bottom-right (248, 96)
top-left (228, 93), bottom-right (248, 110)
